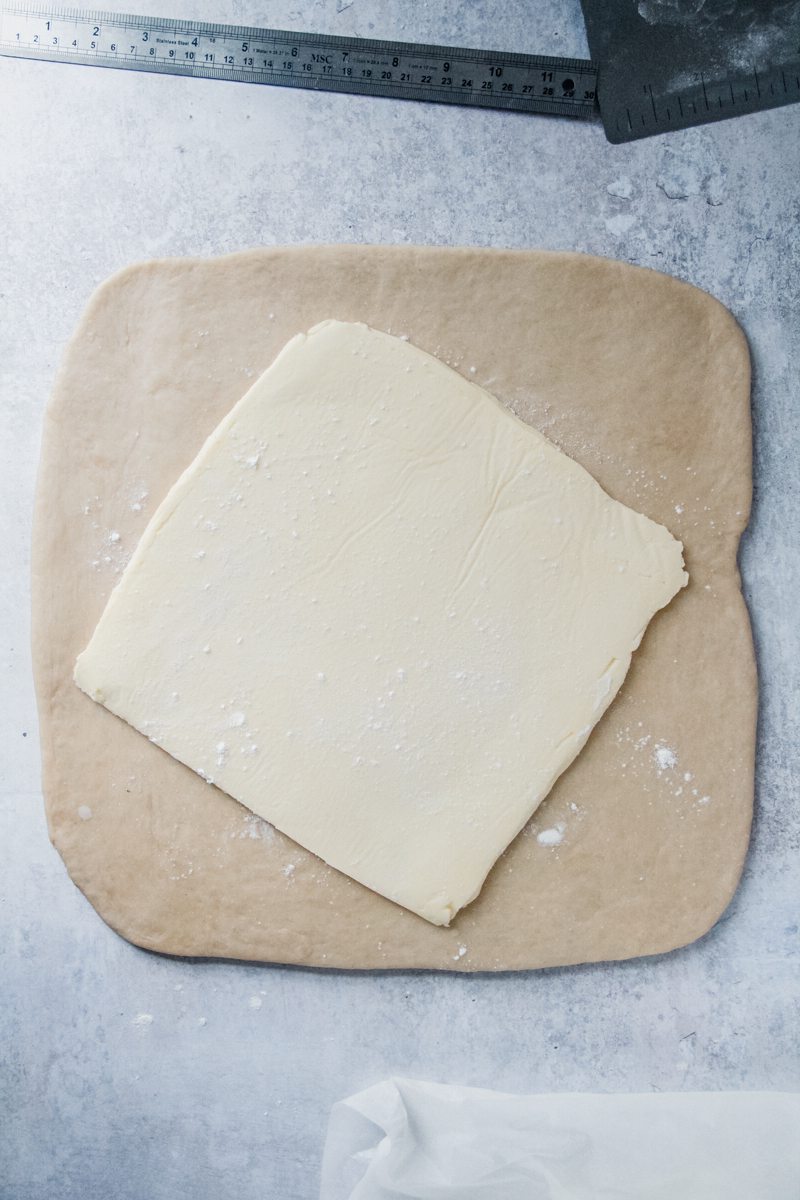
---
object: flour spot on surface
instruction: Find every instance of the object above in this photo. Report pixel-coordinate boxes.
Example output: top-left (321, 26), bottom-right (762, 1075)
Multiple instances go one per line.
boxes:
top-left (657, 157), bottom-right (704, 200)
top-left (231, 813), bottom-right (275, 842)
top-left (607, 176), bottom-right (634, 200)
top-left (537, 823), bottom-right (566, 847)
top-left (637, 0), bottom-right (706, 26)
top-left (654, 743), bottom-right (678, 772)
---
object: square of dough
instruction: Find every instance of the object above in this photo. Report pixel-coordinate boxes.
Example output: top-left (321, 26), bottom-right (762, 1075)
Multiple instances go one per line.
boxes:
top-left (74, 320), bottom-right (686, 925)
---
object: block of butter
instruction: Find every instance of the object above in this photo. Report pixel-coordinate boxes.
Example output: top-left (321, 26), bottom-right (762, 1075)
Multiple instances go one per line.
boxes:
top-left (75, 321), bottom-right (687, 924)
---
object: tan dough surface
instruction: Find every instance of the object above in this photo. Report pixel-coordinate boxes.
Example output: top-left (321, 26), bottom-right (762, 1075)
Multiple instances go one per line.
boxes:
top-left (32, 246), bottom-right (755, 970)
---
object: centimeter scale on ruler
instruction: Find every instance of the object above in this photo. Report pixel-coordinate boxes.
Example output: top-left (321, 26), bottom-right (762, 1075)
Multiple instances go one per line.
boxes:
top-left (0, 5), bottom-right (600, 119)
top-left (3, 5), bottom-right (798, 139)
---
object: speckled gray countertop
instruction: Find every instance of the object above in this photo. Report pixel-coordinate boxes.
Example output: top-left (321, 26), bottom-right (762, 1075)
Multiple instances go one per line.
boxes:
top-left (1, 2), bottom-right (798, 1197)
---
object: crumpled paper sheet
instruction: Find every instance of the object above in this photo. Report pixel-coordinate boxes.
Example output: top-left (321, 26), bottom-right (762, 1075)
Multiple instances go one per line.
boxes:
top-left (320, 1078), bottom-right (800, 1199)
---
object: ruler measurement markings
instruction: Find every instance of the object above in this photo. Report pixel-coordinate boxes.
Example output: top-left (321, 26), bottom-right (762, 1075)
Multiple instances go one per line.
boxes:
top-left (607, 52), bottom-right (800, 142)
top-left (0, 5), bottom-right (599, 116)
top-left (4, 5), bottom-right (798, 139)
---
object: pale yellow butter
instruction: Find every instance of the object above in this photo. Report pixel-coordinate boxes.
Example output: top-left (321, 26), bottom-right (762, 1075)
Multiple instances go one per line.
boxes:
top-left (75, 321), bottom-right (687, 925)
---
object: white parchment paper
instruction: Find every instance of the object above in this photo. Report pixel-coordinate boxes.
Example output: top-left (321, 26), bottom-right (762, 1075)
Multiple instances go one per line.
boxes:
top-left (320, 1078), bottom-right (800, 1199)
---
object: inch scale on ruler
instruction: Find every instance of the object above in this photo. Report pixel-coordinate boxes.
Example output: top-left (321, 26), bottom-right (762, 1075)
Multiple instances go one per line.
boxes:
top-left (0, 5), bottom-right (600, 119)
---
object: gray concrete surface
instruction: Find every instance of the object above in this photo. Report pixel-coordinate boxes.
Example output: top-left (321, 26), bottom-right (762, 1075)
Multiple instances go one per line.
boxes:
top-left (1, 1), bottom-right (798, 1197)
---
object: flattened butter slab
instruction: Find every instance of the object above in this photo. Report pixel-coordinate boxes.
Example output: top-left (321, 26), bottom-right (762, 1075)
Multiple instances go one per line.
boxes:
top-left (74, 320), bottom-right (687, 925)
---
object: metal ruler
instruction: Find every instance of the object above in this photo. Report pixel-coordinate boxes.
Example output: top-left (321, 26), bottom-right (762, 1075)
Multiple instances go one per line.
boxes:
top-left (3, 4), bottom-right (798, 140)
top-left (580, 0), bottom-right (800, 143)
top-left (603, 63), bottom-right (800, 143)
top-left (0, 5), bottom-right (599, 120)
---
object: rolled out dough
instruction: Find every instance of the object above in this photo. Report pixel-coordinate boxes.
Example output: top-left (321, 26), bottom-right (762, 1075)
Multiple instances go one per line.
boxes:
top-left (73, 320), bottom-right (687, 925)
top-left (33, 247), bottom-right (755, 969)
